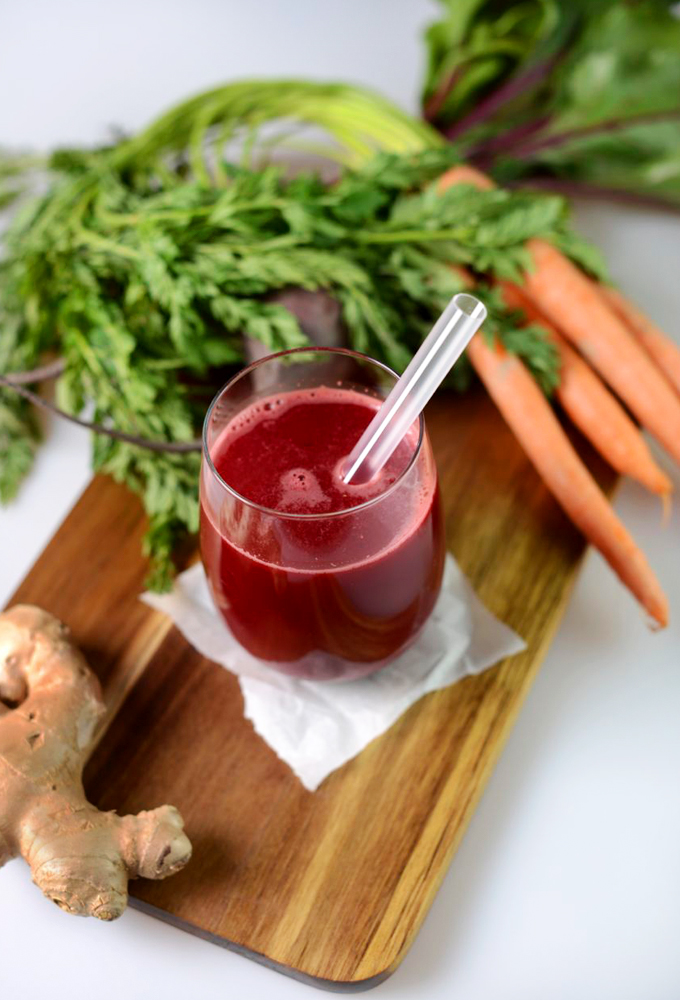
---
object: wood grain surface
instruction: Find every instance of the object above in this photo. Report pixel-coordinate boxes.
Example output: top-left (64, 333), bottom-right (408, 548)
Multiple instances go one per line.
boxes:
top-left (6, 387), bottom-right (615, 991)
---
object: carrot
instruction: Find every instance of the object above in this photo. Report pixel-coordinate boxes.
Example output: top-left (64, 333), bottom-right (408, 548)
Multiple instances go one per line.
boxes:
top-left (599, 285), bottom-right (680, 399)
top-left (438, 164), bottom-right (496, 192)
top-left (438, 164), bottom-right (680, 471)
top-left (467, 334), bottom-right (668, 626)
top-left (522, 240), bottom-right (680, 467)
top-left (500, 282), bottom-right (672, 497)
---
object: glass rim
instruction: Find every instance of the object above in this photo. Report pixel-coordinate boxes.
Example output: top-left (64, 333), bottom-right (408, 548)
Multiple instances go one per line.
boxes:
top-left (201, 346), bottom-right (425, 521)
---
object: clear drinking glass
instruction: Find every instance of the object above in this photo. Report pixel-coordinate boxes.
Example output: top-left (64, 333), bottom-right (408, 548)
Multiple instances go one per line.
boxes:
top-left (200, 347), bottom-right (445, 681)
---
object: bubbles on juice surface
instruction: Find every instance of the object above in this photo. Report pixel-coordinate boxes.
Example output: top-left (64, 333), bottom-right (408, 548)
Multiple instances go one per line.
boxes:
top-left (278, 468), bottom-right (329, 512)
top-left (227, 395), bottom-right (286, 433)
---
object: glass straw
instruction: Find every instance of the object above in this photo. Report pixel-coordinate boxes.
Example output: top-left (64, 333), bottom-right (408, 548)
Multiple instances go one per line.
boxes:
top-left (342, 293), bottom-right (487, 485)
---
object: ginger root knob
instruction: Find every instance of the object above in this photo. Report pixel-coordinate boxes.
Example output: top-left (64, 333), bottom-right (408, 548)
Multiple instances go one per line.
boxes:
top-left (0, 605), bottom-right (192, 919)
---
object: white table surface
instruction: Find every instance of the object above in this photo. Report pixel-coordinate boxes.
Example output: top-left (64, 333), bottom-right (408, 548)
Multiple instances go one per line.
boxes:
top-left (2, 3), bottom-right (680, 998)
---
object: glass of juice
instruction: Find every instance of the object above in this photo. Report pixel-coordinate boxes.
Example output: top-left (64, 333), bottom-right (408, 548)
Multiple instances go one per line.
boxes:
top-left (200, 347), bottom-right (445, 681)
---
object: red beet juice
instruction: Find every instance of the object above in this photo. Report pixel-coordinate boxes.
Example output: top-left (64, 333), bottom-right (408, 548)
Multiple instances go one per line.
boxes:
top-left (200, 385), bottom-right (444, 680)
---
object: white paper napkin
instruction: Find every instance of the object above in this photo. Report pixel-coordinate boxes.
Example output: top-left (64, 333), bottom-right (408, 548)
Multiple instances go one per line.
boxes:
top-left (142, 555), bottom-right (524, 790)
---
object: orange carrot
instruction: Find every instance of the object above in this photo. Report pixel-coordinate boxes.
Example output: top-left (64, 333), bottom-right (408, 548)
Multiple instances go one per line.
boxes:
top-left (438, 164), bottom-right (680, 471)
top-left (438, 164), bottom-right (496, 192)
top-left (467, 334), bottom-right (668, 626)
top-left (599, 285), bottom-right (680, 399)
top-left (522, 239), bottom-right (680, 467)
top-left (500, 282), bottom-right (672, 497)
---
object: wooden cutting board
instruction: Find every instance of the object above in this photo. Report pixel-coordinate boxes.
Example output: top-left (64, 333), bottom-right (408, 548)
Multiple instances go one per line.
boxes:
top-left (6, 387), bottom-right (614, 991)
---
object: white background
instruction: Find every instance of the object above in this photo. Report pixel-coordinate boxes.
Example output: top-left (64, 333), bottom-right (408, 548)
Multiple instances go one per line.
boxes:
top-left (1, 2), bottom-right (680, 998)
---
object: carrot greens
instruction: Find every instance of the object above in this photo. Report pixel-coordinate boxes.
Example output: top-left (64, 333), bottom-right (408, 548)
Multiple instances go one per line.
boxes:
top-left (0, 81), bottom-right (603, 586)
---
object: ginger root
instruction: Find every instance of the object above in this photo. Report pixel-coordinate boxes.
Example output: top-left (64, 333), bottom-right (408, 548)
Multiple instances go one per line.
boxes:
top-left (0, 605), bottom-right (191, 919)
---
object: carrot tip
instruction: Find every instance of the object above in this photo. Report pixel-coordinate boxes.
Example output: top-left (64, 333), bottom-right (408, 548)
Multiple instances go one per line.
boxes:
top-left (646, 609), bottom-right (669, 631)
